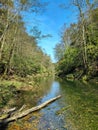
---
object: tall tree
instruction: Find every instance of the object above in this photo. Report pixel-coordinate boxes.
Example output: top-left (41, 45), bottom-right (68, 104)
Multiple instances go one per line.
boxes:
top-left (55, 0), bottom-right (98, 79)
top-left (0, 0), bottom-right (53, 77)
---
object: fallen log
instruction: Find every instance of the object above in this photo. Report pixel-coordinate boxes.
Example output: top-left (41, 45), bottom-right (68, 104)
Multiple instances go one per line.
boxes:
top-left (0, 107), bottom-right (16, 120)
top-left (0, 95), bottom-right (61, 124)
top-left (0, 107), bottom-right (16, 115)
top-left (18, 105), bottom-right (26, 112)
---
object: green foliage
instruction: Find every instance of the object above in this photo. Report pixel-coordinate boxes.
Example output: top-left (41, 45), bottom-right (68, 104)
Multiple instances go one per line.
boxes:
top-left (87, 45), bottom-right (98, 61)
top-left (0, 0), bottom-right (54, 78)
top-left (56, 47), bottom-right (82, 77)
top-left (54, 43), bottom-right (65, 61)
top-left (0, 84), bottom-right (17, 107)
top-left (55, 6), bottom-right (98, 80)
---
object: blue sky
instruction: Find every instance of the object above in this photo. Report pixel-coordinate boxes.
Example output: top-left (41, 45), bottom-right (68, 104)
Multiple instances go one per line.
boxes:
top-left (22, 0), bottom-right (77, 62)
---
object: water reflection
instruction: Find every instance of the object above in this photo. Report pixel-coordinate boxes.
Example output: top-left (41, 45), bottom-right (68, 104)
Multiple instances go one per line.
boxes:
top-left (6, 79), bottom-right (98, 130)
top-left (39, 81), bottom-right (60, 102)
top-left (37, 79), bottom-right (98, 130)
top-left (38, 81), bottom-right (67, 130)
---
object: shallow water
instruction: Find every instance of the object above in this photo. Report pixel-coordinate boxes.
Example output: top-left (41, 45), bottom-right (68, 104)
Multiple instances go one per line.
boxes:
top-left (6, 79), bottom-right (98, 130)
top-left (37, 79), bottom-right (98, 130)
top-left (37, 81), bottom-right (65, 130)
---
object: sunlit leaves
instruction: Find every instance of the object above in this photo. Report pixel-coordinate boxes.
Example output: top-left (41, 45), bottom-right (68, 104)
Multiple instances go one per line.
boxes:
top-left (0, 0), bottom-right (53, 77)
top-left (55, 0), bottom-right (98, 79)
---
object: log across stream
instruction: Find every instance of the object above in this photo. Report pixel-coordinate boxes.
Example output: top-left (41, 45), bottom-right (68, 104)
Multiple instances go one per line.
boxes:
top-left (0, 95), bottom-right (61, 124)
top-left (0, 80), bottom-right (97, 130)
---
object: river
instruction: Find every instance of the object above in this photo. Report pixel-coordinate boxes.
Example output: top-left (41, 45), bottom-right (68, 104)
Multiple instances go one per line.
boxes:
top-left (7, 79), bottom-right (98, 130)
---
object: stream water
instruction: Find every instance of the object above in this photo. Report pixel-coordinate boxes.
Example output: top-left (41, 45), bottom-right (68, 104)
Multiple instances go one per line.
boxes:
top-left (7, 79), bottom-right (98, 130)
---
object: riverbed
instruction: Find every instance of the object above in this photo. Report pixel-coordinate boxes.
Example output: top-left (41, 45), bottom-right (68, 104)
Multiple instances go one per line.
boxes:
top-left (6, 79), bottom-right (98, 130)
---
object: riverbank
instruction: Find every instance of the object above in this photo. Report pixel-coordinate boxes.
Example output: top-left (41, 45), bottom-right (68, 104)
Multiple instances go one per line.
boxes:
top-left (0, 76), bottom-right (54, 130)
top-left (0, 78), bottom-right (98, 130)
top-left (0, 74), bottom-right (54, 109)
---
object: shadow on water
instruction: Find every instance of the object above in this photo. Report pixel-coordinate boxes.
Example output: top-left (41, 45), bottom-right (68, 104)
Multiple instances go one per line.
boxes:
top-left (59, 79), bottom-right (98, 130)
top-left (0, 123), bottom-right (8, 130)
top-left (1, 79), bottom-right (97, 130)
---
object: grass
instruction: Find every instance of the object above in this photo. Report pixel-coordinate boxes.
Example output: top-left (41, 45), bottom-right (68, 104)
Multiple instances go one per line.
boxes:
top-left (0, 79), bottom-right (25, 89)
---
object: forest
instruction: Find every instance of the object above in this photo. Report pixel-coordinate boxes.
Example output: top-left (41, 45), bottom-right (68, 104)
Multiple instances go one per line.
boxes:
top-left (0, 0), bottom-right (98, 81)
top-left (54, 0), bottom-right (98, 80)
top-left (0, 1), bottom-right (98, 130)
top-left (0, 0), bottom-right (54, 78)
